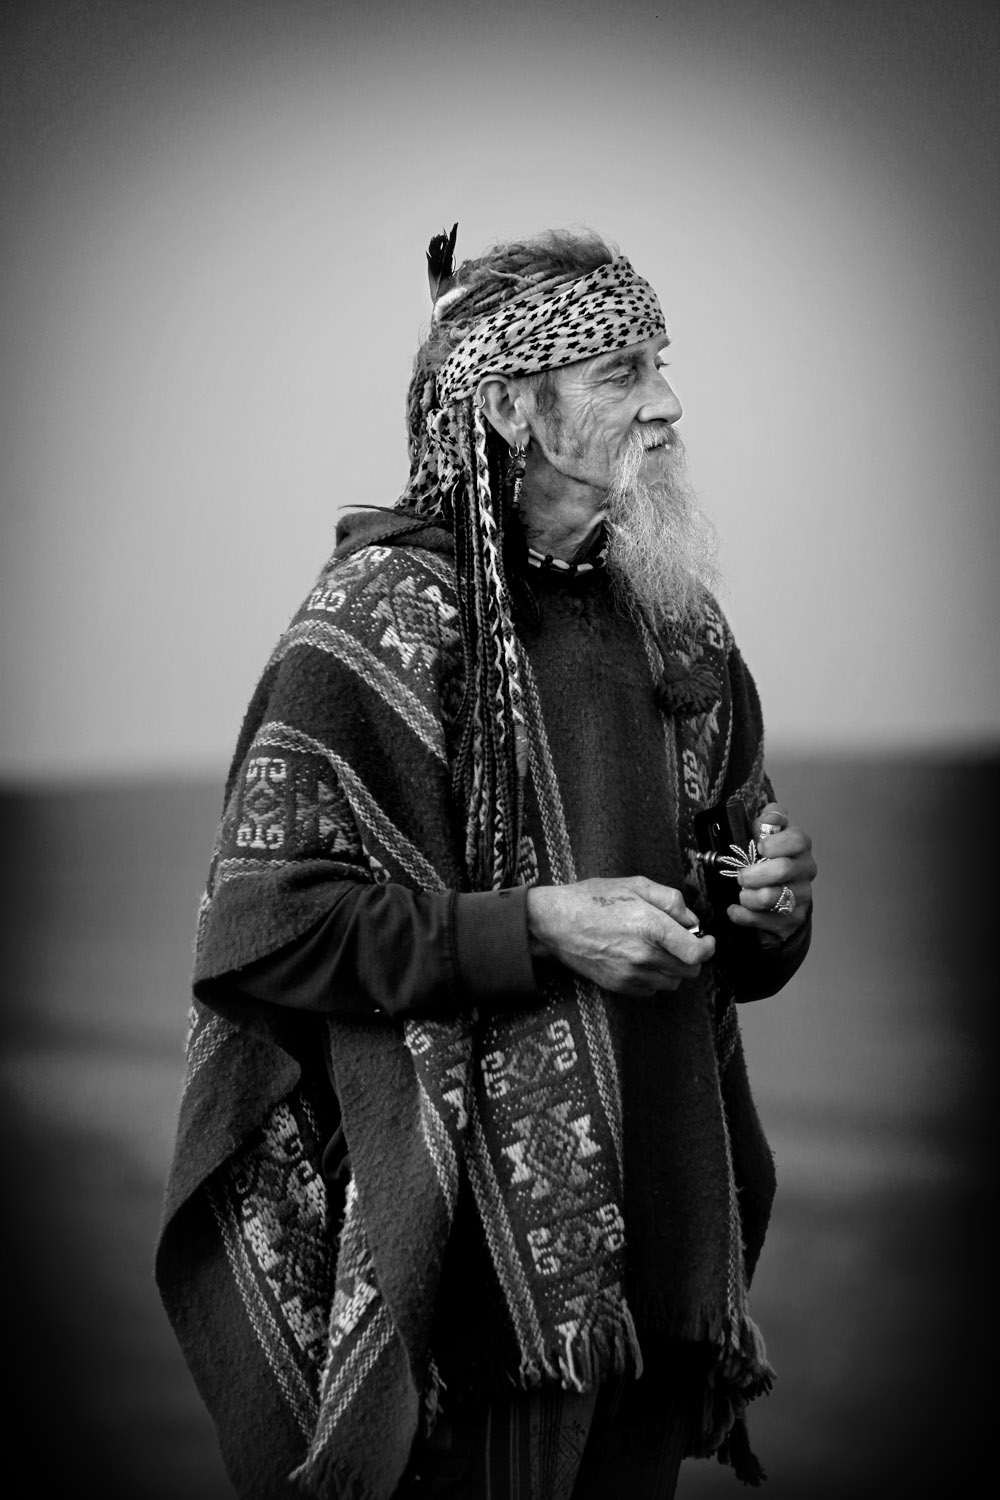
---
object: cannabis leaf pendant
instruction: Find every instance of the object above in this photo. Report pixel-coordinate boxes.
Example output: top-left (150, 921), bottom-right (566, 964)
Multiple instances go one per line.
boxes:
top-left (715, 843), bottom-right (760, 879)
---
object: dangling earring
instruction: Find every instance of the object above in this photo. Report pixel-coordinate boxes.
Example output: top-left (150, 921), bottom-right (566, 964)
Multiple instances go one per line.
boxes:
top-left (506, 441), bottom-right (526, 513)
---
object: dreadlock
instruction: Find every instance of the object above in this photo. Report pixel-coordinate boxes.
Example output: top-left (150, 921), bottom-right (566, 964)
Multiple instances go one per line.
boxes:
top-left (396, 230), bottom-right (616, 892)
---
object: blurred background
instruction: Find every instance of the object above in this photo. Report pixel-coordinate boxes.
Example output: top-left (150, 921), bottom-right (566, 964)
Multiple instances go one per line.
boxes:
top-left (1, 1), bottom-right (996, 1495)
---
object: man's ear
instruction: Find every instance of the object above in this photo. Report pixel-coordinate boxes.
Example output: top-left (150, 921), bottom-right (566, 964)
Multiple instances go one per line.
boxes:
top-left (476, 375), bottom-right (533, 448)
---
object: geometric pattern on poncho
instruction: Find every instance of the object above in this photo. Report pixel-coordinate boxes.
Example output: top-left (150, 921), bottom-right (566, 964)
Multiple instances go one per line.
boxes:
top-left (169, 537), bottom-right (774, 1500)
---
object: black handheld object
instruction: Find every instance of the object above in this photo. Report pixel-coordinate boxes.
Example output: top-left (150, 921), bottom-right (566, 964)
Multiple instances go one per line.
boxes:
top-left (693, 797), bottom-right (762, 953)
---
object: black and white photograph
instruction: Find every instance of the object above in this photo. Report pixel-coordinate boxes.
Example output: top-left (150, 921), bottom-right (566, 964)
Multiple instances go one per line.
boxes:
top-left (1, 3), bottom-right (995, 1497)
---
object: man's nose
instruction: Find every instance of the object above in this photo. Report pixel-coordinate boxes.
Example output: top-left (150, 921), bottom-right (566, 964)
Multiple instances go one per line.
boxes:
top-left (639, 372), bottom-right (683, 425)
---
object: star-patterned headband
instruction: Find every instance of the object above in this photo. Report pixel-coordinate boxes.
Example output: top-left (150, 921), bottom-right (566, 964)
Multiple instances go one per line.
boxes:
top-left (435, 257), bottom-right (667, 405)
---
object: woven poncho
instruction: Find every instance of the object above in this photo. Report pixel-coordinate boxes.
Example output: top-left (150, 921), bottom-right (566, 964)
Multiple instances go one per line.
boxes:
top-left (156, 510), bottom-right (777, 1500)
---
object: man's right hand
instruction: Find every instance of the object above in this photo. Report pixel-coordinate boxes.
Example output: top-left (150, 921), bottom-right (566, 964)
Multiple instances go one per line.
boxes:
top-left (525, 877), bottom-right (715, 998)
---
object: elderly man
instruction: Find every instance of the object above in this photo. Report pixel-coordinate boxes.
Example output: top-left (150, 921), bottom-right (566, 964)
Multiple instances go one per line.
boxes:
top-left (156, 228), bottom-right (816, 1500)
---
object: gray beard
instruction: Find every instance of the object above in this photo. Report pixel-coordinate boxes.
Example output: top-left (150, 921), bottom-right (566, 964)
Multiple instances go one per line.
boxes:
top-left (604, 428), bottom-right (719, 631)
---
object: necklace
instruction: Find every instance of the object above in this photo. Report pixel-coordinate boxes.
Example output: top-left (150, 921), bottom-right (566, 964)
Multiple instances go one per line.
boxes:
top-left (525, 533), bottom-right (609, 576)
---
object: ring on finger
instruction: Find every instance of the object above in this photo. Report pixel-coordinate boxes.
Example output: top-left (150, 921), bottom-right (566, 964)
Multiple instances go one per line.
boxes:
top-left (758, 822), bottom-right (782, 838)
top-left (770, 884), bottom-right (796, 915)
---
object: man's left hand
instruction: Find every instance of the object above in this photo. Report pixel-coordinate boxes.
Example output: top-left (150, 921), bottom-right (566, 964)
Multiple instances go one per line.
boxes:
top-left (725, 802), bottom-right (816, 941)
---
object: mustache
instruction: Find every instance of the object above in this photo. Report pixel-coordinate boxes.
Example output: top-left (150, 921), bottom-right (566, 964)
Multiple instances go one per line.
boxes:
top-left (637, 423), bottom-right (678, 452)
top-left (613, 426), bottom-right (685, 494)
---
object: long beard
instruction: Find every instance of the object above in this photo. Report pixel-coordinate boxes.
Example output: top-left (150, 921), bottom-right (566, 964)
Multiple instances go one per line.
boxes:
top-left (604, 428), bottom-right (719, 630)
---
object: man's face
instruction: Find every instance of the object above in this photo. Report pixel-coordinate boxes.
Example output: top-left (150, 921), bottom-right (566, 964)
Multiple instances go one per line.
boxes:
top-left (527, 333), bottom-right (682, 501)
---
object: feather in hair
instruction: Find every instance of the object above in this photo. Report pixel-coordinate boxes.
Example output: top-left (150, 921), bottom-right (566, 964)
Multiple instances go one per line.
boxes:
top-left (426, 222), bottom-right (459, 304)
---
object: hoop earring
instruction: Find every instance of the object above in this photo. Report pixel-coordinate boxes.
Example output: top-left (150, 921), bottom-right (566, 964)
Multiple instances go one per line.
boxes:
top-left (506, 442), bottom-right (526, 513)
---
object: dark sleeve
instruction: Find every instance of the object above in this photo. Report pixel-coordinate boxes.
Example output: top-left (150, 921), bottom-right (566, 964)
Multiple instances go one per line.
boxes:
top-left (728, 908), bottom-right (813, 1003)
top-left (226, 880), bottom-right (539, 1020)
top-left (713, 637), bottom-right (813, 1000)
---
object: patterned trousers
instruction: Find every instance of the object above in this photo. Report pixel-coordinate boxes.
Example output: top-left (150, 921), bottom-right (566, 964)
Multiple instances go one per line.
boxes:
top-left (397, 1345), bottom-right (705, 1500)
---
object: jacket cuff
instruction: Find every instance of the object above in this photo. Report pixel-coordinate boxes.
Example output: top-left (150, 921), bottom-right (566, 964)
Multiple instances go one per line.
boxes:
top-left (731, 907), bottom-right (813, 1002)
top-left (453, 887), bottom-right (538, 1010)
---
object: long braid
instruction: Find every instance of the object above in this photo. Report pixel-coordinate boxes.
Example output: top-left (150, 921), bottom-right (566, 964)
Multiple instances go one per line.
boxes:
top-left (471, 404), bottom-right (526, 885)
top-left (398, 230), bottom-right (616, 889)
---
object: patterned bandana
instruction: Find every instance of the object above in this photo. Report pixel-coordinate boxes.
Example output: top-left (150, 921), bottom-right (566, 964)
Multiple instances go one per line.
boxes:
top-left (435, 256), bottom-right (667, 404)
